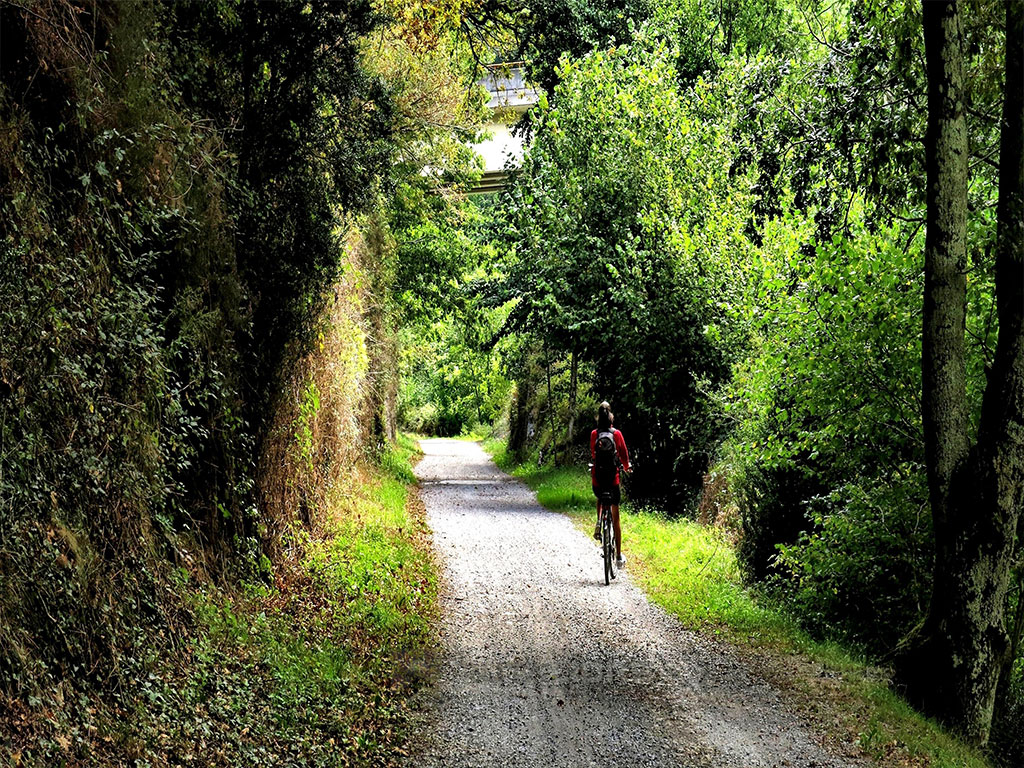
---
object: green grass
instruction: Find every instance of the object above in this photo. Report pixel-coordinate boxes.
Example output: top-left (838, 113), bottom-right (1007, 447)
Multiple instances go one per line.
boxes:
top-left (626, 512), bottom-right (791, 640)
top-left (484, 440), bottom-right (992, 768)
top-left (486, 438), bottom-right (595, 511)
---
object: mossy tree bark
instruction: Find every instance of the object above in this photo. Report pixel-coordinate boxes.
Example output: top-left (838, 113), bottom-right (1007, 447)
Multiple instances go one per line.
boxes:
top-left (509, 364), bottom-right (537, 463)
top-left (565, 350), bottom-right (578, 463)
top-left (905, 0), bottom-right (1024, 745)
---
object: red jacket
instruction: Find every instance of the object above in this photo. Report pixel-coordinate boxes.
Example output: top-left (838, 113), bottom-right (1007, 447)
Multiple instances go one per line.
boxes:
top-left (590, 427), bottom-right (630, 485)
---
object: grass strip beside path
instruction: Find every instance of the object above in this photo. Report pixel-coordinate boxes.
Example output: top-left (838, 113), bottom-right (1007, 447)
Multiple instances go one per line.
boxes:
top-left (483, 438), bottom-right (991, 768)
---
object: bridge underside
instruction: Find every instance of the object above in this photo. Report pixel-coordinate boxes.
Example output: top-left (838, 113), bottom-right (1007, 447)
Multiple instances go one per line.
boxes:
top-left (468, 170), bottom-right (508, 196)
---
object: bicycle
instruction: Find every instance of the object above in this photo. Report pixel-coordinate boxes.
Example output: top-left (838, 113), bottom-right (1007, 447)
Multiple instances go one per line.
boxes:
top-left (597, 489), bottom-right (617, 585)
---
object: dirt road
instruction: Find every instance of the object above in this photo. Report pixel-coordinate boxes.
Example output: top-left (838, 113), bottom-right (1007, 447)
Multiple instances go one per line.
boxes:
top-left (408, 439), bottom-right (859, 768)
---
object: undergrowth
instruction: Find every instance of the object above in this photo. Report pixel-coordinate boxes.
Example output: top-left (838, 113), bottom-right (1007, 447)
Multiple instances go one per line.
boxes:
top-left (485, 439), bottom-right (992, 768)
top-left (1, 442), bottom-right (435, 767)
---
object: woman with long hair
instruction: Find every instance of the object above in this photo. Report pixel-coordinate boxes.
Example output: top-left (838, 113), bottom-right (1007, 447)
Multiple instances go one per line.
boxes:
top-left (590, 401), bottom-right (631, 567)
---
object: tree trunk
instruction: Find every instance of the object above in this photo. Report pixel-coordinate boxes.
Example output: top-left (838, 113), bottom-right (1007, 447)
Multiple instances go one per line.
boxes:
top-left (565, 350), bottom-right (578, 463)
top-left (509, 379), bottom-right (530, 462)
top-left (981, 0), bottom-right (1024, 717)
top-left (921, 0), bottom-right (970, 551)
top-left (508, 354), bottom-right (537, 462)
top-left (545, 353), bottom-right (557, 462)
top-left (903, 0), bottom-right (1024, 745)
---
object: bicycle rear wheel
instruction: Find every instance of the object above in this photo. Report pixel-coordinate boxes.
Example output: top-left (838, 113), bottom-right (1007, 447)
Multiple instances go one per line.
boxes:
top-left (602, 508), bottom-right (614, 584)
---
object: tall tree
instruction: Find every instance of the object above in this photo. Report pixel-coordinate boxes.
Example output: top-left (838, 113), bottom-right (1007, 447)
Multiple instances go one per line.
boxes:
top-left (904, 0), bottom-right (1024, 744)
top-left (493, 39), bottom-right (742, 497)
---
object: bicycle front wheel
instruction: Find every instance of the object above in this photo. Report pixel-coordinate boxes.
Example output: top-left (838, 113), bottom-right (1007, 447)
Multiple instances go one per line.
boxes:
top-left (602, 511), bottom-right (614, 585)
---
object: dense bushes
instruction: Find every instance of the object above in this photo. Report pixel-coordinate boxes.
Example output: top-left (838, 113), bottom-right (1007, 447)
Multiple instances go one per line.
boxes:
top-left (734, 461), bottom-right (825, 584)
top-left (725, 210), bottom-right (931, 637)
top-left (0, 0), bottom-right (424, 754)
top-left (769, 479), bottom-right (933, 654)
top-left (1, 0), bottom-right (255, 696)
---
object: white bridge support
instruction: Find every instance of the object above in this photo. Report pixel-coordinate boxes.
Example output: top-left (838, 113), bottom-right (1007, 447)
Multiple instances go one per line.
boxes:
top-left (469, 64), bottom-right (540, 195)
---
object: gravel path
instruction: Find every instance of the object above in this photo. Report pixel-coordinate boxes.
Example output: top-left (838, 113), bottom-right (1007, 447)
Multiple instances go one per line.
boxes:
top-left (408, 439), bottom-right (859, 768)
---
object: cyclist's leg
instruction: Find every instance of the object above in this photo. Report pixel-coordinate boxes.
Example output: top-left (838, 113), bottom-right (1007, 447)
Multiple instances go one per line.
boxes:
top-left (612, 504), bottom-right (622, 559)
top-left (612, 484), bottom-right (623, 560)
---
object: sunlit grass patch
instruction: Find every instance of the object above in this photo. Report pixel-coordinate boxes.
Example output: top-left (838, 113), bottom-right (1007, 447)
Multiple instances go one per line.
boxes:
top-left (306, 471), bottom-right (433, 646)
top-left (624, 512), bottom-right (784, 637)
top-left (486, 438), bottom-right (593, 512)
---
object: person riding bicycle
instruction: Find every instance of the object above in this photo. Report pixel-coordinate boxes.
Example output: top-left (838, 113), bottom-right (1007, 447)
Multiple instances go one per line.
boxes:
top-left (591, 401), bottom-right (630, 567)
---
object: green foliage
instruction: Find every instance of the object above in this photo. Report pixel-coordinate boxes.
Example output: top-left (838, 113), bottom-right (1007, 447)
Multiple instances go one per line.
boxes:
top-left (770, 480), bottom-right (932, 655)
top-left (167, 0), bottom-right (396, 413)
top-left (650, 0), bottom-right (797, 83)
top-left (363, 21), bottom-right (502, 440)
top-left (0, 0), bottom-right (422, 756)
top-left (727, 208), bottom-right (929, 601)
top-left (492, 35), bottom-right (750, 500)
top-left (399, 312), bottom-right (512, 436)
top-left (392, 198), bottom-right (483, 324)
top-left (395, 195), bottom-right (513, 437)
top-left (518, 0), bottom-right (653, 94)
